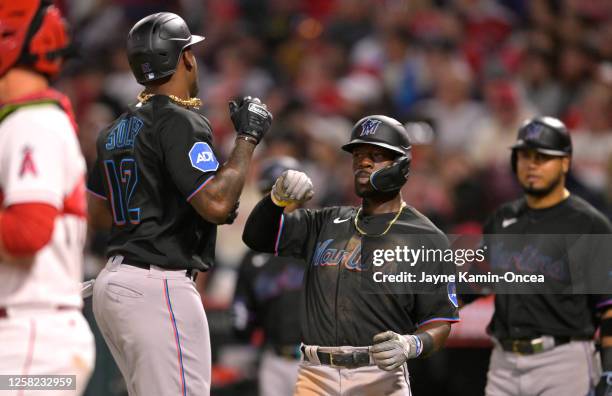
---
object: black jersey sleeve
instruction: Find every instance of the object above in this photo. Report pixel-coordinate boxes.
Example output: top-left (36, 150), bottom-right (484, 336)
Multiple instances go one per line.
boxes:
top-left (243, 196), bottom-right (285, 253)
top-left (86, 157), bottom-right (107, 199)
top-left (158, 112), bottom-right (219, 200)
top-left (243, 195), bottom-right (325, 260)
top-left (275, 207), bottom-right (324, 259)
top-left (414, 233), bottom-right (460, 328)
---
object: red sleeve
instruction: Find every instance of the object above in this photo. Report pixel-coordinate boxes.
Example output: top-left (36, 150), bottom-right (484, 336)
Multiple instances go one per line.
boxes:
top-left (0, 203), bottom-right (58, 256)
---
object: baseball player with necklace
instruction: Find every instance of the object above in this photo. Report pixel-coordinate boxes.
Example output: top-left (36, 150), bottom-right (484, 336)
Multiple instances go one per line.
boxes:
top-left (86, 13), bottom-right (273, 395)
top-left (243, 115), bottom-right (460, 395)
top-left (0, 1), bottom-right (95, 394)
top-left (462, 117), bottom-right (612, 396)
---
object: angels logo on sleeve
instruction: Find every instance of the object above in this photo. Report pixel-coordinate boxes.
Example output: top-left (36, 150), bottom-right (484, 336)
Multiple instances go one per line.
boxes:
top-left (189, 142), bottom-right (219, 172)
top-left (19, 146), bottom-right (37, 177)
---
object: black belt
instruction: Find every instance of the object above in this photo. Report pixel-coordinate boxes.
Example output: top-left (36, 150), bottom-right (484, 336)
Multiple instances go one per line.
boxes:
top-left (301, 346), bottom-right (371, 368)
top-left (499, 336), bottom-right (588, 355)
top-left (271, 344), bottom-right (301, 359)
top-left (124, 263), bottom-right (197, 280)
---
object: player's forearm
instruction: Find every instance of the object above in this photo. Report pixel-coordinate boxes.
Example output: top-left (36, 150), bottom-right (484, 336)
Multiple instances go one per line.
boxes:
top-left (415, 321), bottom-right (451, 357)
top-left (191, 138), bottom-right (255, 224)
top-left (196, 93), bottom-right (272, 223)
top-left (243, 195), bottom-right (284, 252)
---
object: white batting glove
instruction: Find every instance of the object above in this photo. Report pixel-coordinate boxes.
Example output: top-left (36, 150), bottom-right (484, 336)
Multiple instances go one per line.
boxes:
top-left (270, 170), bottom-right (314, 207)
top-left (370, 331), bottom-right (421, 371)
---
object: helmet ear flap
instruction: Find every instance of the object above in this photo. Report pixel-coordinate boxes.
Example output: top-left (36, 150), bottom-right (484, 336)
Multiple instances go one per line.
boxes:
top-left (511, 150), bottom-right (517, 174)
top-left (370, 155), bottom-right (411, 193)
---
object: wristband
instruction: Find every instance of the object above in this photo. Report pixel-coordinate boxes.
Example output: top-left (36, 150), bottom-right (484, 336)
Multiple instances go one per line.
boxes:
top-left (413, 335), bottom-right (423, 357)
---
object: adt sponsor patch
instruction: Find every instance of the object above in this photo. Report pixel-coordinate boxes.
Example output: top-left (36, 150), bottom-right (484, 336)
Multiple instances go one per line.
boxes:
top-left (189, 142), bottom-right (219, 172)
top-left (447, 281), bottom-right (458, 308)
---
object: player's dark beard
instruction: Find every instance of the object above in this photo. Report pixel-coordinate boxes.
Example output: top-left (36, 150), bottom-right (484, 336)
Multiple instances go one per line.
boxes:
top-left (355, 179), bottom-right (397, 200)
top-left (521, 172), bottom-right (563, 197)
top-left (355, 178), bottom-right (375, 198)
top-left (355, 186), bottom-right (370, 198)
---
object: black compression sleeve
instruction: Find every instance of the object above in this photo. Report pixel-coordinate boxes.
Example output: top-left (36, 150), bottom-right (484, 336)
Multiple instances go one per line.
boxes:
top-left (242, 195), bottom-right (284, 253)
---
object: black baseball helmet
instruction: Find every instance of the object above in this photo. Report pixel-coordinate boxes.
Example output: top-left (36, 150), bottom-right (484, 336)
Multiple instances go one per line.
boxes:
top-left (258, 156), bottom-right (302, 193)
top-left (126, 12), bottom-right (205, 84)
top-left (343, 115), bottom-right (412, 192)
top-left (342, 115), bottom-right (412, 158)
top-left (510, 116), bottom-right (572, 172)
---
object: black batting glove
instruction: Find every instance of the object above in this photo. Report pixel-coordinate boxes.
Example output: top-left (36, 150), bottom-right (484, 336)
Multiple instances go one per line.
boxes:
top-left (228, 96), bottom-right (273, 144)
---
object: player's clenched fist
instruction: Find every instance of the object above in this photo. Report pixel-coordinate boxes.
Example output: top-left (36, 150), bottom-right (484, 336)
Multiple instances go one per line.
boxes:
top-left (229, 96), bottom-right (273, 144)
top-left (271, 170), bottom-right (314, 207)
top-left (370, 331), bottom-right (421, 371)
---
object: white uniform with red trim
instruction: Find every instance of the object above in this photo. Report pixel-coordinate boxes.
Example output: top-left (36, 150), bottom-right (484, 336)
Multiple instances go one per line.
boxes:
top-left (0, 103), bottom-right (95, 395)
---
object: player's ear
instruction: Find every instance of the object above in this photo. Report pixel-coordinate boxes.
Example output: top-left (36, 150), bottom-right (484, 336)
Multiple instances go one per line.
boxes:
top-left (182, 49), bottom-right (195, 72)
top-left (561, 156), bottom-right (570, 174)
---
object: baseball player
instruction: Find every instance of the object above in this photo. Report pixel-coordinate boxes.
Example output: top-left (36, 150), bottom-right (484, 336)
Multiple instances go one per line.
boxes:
top-left (232, 156), bottom-right (306, 396)
top-left (86, 12), bottom-right (273, 396)
top-left (462, 117), bottom-right (612, 396)
top-left (243, 115), bottom-right (460, 395)
top-left (0, 1), bottom-right (95, 394)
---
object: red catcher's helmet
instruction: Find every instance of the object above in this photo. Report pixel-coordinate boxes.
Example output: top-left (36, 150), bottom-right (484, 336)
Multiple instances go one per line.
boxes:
top-left (0, 0), bottom-right (70, 78)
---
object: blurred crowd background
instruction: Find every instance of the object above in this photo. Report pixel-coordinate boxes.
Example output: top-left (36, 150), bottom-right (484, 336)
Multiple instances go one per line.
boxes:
top-left (49, 0), bottom-right (611, 394)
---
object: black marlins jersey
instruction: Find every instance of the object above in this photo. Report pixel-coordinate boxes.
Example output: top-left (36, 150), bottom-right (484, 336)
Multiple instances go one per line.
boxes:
top-left (232, 251), bottom-right (305, 347)
top-left (483, 195), bottom-right (612, 339)
top-left (87, 95), bottom-right (220, 270)
top-left (275, 204), bottom-right (460, 347)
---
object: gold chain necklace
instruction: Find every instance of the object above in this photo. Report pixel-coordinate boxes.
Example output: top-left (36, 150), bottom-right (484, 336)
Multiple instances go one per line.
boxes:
top-left (354, 201), bottom-right (407, 237)
top-left (137, 91), bottom-right (202, 108)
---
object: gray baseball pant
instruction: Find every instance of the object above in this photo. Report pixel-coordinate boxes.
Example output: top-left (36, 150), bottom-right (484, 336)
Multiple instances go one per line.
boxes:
top-left (486, 339), bottom-right (600, 396)
top-left (92, 256), bottom-right (210, 396)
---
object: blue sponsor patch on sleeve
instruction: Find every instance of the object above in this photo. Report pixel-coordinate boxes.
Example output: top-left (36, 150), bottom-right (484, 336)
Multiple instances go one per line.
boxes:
top-left (447, 281), bottom-right (458, 308)
top-left (189, 142), bottom-right (219, 173)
